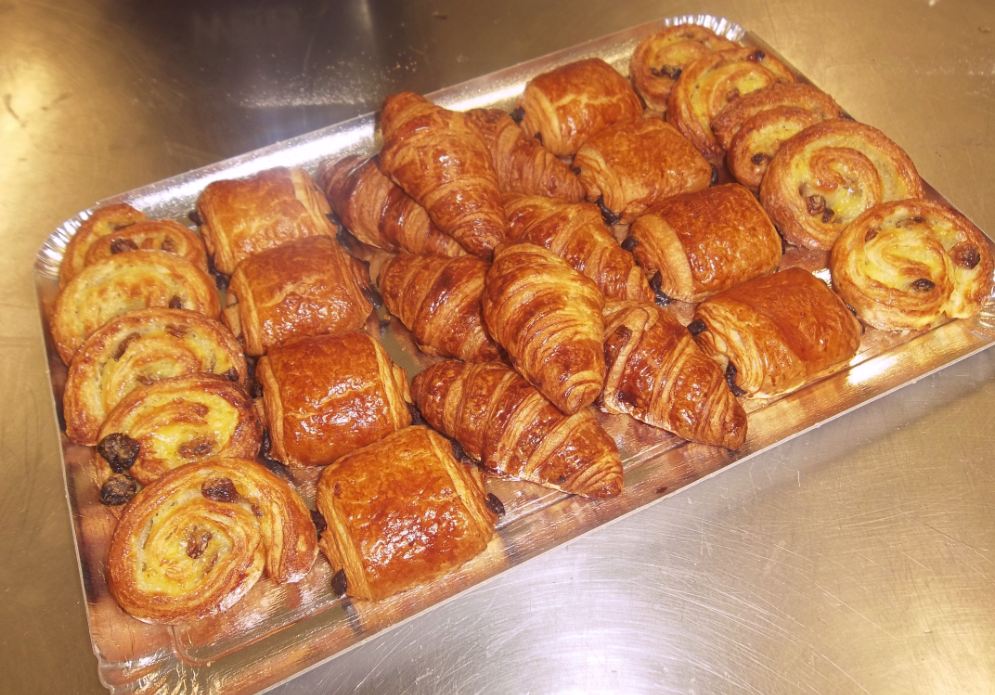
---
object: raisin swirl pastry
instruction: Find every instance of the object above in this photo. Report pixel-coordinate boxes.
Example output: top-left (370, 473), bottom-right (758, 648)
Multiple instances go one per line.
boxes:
top-left (82, 219), bottom-right (208, 272)
top-left (602, 301), bottom-right (747, 449)
top-left (711, 83), bottom-right (843, 152)
top-left (96, 375), bottom-right (262, 485)
top-left (629, 24), bottom-right (737, 113)
top-left (60, 203), bottom-right (147, 286)
top-left (829, 199), bottom-right (994, 330)
top-left (107, 458), bottom-right (317, 624)
top-left (316, 426), bottom-right (496, 601)
top-left (482, 243), bottom-right (606, 415)
top-left (412, 361), bottom-right (623, 498)
top-left (760, 119), bottom-right (925, 249)
top-left (691, 268), bottom-right (861, 397)
top-left (63, 309), bottom-right (246, 445)
top-left (518, 58), bottom-right (643, 156)
top-left (50, 250), bottom-right (221, 364)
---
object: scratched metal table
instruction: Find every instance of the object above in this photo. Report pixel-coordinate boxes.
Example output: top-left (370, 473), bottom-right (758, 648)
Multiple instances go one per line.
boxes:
top-left (2, 1), bottom-right (994, 693)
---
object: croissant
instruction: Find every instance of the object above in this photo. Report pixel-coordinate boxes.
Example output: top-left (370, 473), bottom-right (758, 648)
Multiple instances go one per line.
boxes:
top-left (504, 194), bottom-right (653, 302)
top-left (107, 458), bottom-right (316, 623)
top-left (380, 92), bottom-right (506, 258)
top-left (518, 57), bottom-right (643, 156)
top-left (464, 108), bottom-right (584, 201)
top-left (829, 199), bottom-right (994, 330)
top-left (601, 301), bottom-right (747, 449)
top-left (482, 243), bottom-right (606, 414)
top-left (63, 308), bottom-right (247, 445)
top-left (377, 253), bottom-right (502, 362)
top-left (691, 268), bottom-right (862, 397)
top-left (572, 117), bottom-right (713, 222)
top-left (412, 360), bottom-right (623, 497)
top-left (760, 119), bottom-right (925, 249)
top-left (60, 203), bottom-right (148, 286)
top-left (316, 426), bottom-right (496, 601)
top-left (318, 155), bottom-right (465, 257)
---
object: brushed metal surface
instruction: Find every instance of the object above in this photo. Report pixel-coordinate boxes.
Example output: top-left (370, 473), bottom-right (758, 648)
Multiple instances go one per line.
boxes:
top-left (2, 1), bottom-right (994, 693)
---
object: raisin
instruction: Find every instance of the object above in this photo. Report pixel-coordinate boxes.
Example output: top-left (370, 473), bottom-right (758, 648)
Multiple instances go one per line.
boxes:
top-left (805, 194), bottom-right (826, 215)
top-left (649, 64), bottom-right (682, 80)
top-left (109, 237), bottom-right (138, 255)
top-left (510, 106), bottom-right (525, 123)
top-left (864, 228), bottom-right (879, 242)
top-left (725, 362), bottom-right (747, 397)
top-left (188, 209), bottom-right (203, 226)
top-left (178, 436), bottom-right (216, 459)
top-left (485, 493), bottom-right (505, 517)
top-left (160, 236), bottom-right (177, 252)
top-left (168, 295), bottom-right (183, 309)
top-left (621, 236), bottom-right (637, 252)
top-left (97, 433), bottom-right (140, 472)
top-left (748, 50), bottom-right (766, 62)
top-left (165, 323), bottom-right (188, 338)
top-left (725, 88), bottom-right (741, 102)
top-left (751, 152), bottom-right (770, 166)
top-left (821, 208), bottom-right (835, 224)
top-left (952, 244), bottom-right (981, 270)
top-left (311, 509), bottom-right (327, 536)
top-left (113, 332), bottom-right (141, 360)
top-left (569, 164), bottom-right (581, 176)
top-left (911, 278), bottom-right (935, 292)
top-left (650, 272), bottom-right (672, 306)
top-left (186, 529), bottom-right (212, 559)
top-left (202, 477), bottom-right (238, 502)
top-left (533, 131), bottom-right (543, 144)
top-left (687, 319), bottom-right (707, 336)
top-left (331, 569), bottom-right (348, 596)
top-left (100, 474), bottom-right (139, 506)
top-left (222, 367), bottom-right (239, 382)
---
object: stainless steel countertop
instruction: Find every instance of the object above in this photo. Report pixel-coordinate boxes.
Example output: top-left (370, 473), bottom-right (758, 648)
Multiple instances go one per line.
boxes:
top-left (2, 1), bottom-right (993, 692)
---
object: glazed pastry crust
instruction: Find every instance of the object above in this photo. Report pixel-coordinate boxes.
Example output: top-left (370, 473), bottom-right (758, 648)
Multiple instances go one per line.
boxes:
top-left (628, 184), bottom-right (782, 302)
top-left (196, 167), bottom-right (335, 274)
top-left (726, 107), bottom-right (824, 191)
top-left (60, 203), bottom-right (148, 287)
top-left (107, 457), bottom-right (316, 624)
top-left (504, 194), bottom-right (652, 302)
top-left (602, 301), bottom-right (747, 449)
top-left (482, 243), bottom-right (606, 415)
top-left (316, 426), bottom-right (496, 601)
top-left (691, 268), bottom-right (862, 397)
top-left (63, 308), bottom-right (246, 445)
top-left (518, 58), bottom-right (643, 156)
top-left (82, 219), bottom-right (208, 273)
top-left (257, 332), bottom-right (412, 467)
top-left (412, 360), bottom-right (623, 498)
top-left (573, 118), bottom-right (713, 222)
top-left (51, 250), bottom-right (221, 365)
top-left (760, 119), bottom-right (925, 249)
top-left (377, 253), bottom-right (502, 362)
top-left (225, 236), bottom-right (372, 356)
top-left (829, 199), bottom-right (994, 330)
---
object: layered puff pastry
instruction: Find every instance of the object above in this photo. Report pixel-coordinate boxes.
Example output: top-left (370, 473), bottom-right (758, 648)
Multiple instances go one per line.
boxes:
top-left (504, 194), bottom-right (653, 303)
top-left (196, 167), bottom-right (335, 275)
top-left (668, 47), bottom-right (795, 160)
top-left (96, 375), bottom-right (262, 486)
top-left (573, 117), bottom-right (713, 223)
top-left (50, 250), bottom-right (221, 364)
top-left (412, 361), bottom-right (623, 498)
top-left (316, 426), bottom-right (496, 601)
top-left (629, 24), bottom-right (737, 113)
top-left (63, 308), bottom-right (247, 445)
top-left (482, 243), bottom-right (606, 415)
top-left (829, 199), bottom-right (994, 331)
top-left (377, 253), bottom-right (502, 362)
top-left (465, 108), bottom-right (585, 202)
top-left (319, 155), bottom-right (465, 257)
top-left (690, 268), bottom-right (862, 397)
top-left (626, 184), bottom-right (782, 303)
top-left (760, 119), bottom-right (925, 249)
top-left (602, 301), bottom-right (747, 449)
top-left (380, 92), bottom-right (506, 258)
top-left (256, 332), bottom-right (412, 467)
top-left (518, 57), bottom-right (643, 156)
top-left (107, 458), bottom-right (316, 623)
top-left (224, 236), bottom-right (373, 356)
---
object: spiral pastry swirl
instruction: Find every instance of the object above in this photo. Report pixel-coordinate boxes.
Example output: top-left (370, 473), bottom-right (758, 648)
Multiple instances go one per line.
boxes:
top-left (829, 199), bottom-right (994, 330)
top-left (107, 458), bottom-right (317, 624)
top-left (60, 204), bottom-right (147, 286)
top-left (82, 219), bottom-right (207, 271)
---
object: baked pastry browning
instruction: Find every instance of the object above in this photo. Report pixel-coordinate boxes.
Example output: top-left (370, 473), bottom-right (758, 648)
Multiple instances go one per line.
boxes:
top-left (627, 184), bottom-right (782, 303)
top-left (107, 458), bottom-right (317, 624)
top-left (691, 268), bottom-right (862, 397)
top-left (667, 47), bottom-right (795, 160)
top-left (601, 301), bottom-right (747, 449)
top-left (63, 309), bottom-right (246, 445)
top-left (412, 361), bottom-right (623, 497)
top-left (96, 375), bottom-right (262, 485)
top-left (504, 194), bottom-right (653, 302)
top-left (380, 92), bottom-right (506, 258)
top-left (377, 254), bottom-right (502, 362)
top-left (760, 119), bottom-right (925, 249)
top-left (464, 108), bottom-right (584, 202)
top-left (225, 236), bottom-right (372, 356)
top-left (316, 426), bottom-right (495, 601)
top-left (829, 199), bottom-right (994, 330)
top-left (50, 250), bottom-right (221, 364)
top-left (196, 167), bottom-right (335, 274)
top-left (518, 57), bottom-right (643, 156)
top-left (257, 332), bottom-right (412, 467)
top-left (573, 117), bottom-right (712, 222)
top-left (82, 219), bottom-right (208, 272)
top-left (59, 203), bottom-right (148, 286)
top-left (318, 155), bottom-right (465, 257)
top-left (482, 243), bottom-right (606, 415)
top-left (629, 24), bottom-right (737, 113)
top-left (725, 107), bottom-right (824, 191)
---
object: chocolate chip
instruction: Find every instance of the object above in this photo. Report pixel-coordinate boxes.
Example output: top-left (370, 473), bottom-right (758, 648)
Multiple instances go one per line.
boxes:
top-left (725, 362), bottom-right (747, 397)
top-left (188, 209), bottom-right (203, 226)
top-left (100, 474), bottom-right (139, 506)
top-left (748, 50), bottom-right (766, 62)
top-left (361, 285), bottom-right (383, 310)
top-left (687, 319), bottom-right (707, 336)
top-left (407, 403), bottom-right (424, 426)
top-left (485, 493), bottom-right (505, 517)
top-left (331, 569), bottom-right (348, 596)
top-left (621, 236), bottom-right (637, 252)
top-left (649, 64), bottom-right (682, 80)
top-left (806, 194), bottom-right (826, 215)
top-left (97, 433), bottom-right (140, 473)
top-left (911, 278), bottom-right (935, 292)
top-left (185, 529), bottom-right (212, 559)
top-left (953, 244), bottom-right (982, 270)
top-left (160, 236), bottom-right (177, 253)
top-left (595, 197), bottom-right (619, 226)
top-left (751, 152), bottom-right (771, 166)
top-left (649, 271), bottom-right (672, 306)
top-left (109, 237), bottom-right (138, 255)
top-left (311, 509), bottom-right (327, 536)
top-left (821, 208), bottom-right (835, 224)
top-left (865, 228), bottom-right (879, 242)
top-left (710, 165), bottom-right (719, 185)
top-left (168, 295), bottom-right (183, 310)
top-left (201, 477), bottom-right (238, 502)
top-left (510, 106), bottom-right (525, 123)
top-left (113, 332), bottom-right (140, 360)
top-left (178, 436), bottom-right (216, 459)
